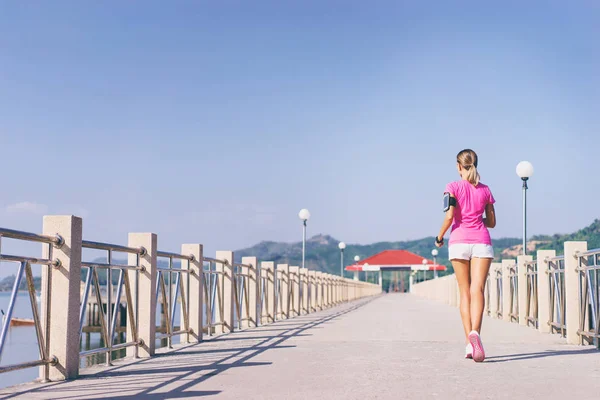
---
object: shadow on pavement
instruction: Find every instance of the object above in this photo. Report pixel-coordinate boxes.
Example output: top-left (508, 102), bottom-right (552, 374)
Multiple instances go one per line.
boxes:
top-left (485, 347), bottom-right (599, 363)
top-left (0, 298), bottom-right (376, 400)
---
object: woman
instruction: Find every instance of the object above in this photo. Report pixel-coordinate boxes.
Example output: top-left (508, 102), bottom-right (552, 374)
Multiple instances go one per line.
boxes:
top-left (435, 149), bottom-right (496, 363)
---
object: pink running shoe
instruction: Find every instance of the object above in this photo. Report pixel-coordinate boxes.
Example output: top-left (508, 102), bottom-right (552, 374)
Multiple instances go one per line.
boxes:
top-left (468, 330), bottom-right (485, 362)
top-left (465, 343), bottom-right (473, 359)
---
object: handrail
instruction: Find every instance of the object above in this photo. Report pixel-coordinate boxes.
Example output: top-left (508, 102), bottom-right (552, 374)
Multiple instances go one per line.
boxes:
top-left (157, 251), bottom-right (194, 261)
top-left (576, 248), bottom-right (600, 258)
top-left (203, 257), bottom-right (227, 264)
top-left (83, 240), bottom-right (145, 255)
top-left (0, 227), bottom-right (63, 247)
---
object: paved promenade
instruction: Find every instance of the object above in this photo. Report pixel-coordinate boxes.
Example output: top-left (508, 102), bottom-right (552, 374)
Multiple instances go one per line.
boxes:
top-left (1, 294), bottom-right (598, 399)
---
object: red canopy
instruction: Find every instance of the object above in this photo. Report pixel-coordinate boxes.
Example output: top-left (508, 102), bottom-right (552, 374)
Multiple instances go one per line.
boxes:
top-left (345, 250), bottom-right (446, 272)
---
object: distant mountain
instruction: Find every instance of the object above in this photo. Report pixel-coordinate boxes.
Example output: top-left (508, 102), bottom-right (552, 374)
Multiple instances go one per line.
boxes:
top-left (502, 219), bottom-right (600, 257)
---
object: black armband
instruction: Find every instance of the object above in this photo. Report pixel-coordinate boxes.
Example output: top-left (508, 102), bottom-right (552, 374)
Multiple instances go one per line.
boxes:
top-left (443, 193), bottom-right (457, 212)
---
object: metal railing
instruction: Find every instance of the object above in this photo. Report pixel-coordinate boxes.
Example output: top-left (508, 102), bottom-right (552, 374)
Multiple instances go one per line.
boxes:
top-left (508, 263), bottom-right (519, 323)
top-left (203, 257), bottom-right (226, 336)
top-left (259, 265), bottom-right (272, 324)
top-left (79, 240), bottom-right (145, 365)
top-left (525, 260), bottom-right (538, 328)
top-left (156, 251), bottom-right (193, 348)
top-left (232, 262), bottom-right (253, 330)
top-left (576, 249), bottom-right (600, 348)
top-left (495, 265), bottom-right (503, 319)
top-left (548, 255), bottom-right (566, 337)
top-left (0, 228), bottom-right (61, 379)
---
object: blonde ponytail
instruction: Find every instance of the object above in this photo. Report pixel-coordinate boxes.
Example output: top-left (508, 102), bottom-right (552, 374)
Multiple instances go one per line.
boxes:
top-left (456, 149), bottom-right (480, 185)
top-left (465, 165), bottom-right (480, 185)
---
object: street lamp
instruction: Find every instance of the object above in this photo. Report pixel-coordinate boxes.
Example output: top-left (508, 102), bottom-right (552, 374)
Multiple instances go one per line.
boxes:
top-left (422, 259), bottom-right (428, 282)
top-left (354, 255), bottom-right (361, 281)
top-left (431, 249), bottom-right (439, 279)
top-left (298, 209), bottom-right (310, 269)
top-left (516, 161), bottom-right (534, 255)
top-left (338, 242), bottom-right (346, 277)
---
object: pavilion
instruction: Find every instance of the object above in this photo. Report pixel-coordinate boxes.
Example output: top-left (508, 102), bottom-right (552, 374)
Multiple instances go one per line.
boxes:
top-left (345, 250), bottom-right (446, 292)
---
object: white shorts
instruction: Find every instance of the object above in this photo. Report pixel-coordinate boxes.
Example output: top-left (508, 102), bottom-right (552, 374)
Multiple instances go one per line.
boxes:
top-left (448, 243), bottom-right (494, 260)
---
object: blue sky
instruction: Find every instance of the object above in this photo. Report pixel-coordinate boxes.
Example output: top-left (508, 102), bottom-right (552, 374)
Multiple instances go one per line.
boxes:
top-left (0, 1), bottom-right (598, 273)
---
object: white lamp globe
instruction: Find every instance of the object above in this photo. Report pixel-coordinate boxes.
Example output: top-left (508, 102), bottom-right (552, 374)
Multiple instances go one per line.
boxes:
top-left (338, 242), bottom-right (346, 250)
top-left (516, 161), bottom-right (534, 179)
top-left (354, 255), bottom-right (360, 262)
top-left (298, 209), bottom-right (311, 221)
top-left (431, 249), bottom-right (438, 257)
top-left (422, 259), bottom-right (428, 265)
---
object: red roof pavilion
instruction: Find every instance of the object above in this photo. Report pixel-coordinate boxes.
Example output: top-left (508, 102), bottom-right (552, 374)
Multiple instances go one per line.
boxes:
top-left (345, 250), bottom-right (446, 272)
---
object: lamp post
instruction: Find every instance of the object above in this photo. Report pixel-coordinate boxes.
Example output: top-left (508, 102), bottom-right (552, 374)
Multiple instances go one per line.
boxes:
top-left (298, 209), bottom-right (310, 269)
top-left (516, 161), bottom-right (534, 255)
top-left (431, 249), bottom-right (439, 279)
top-left (422, 259), bottom-right (428, 282)
top-left (354, 255), bottom-right (360, 281)
top-left (338, 242), bottom-right (346, 277)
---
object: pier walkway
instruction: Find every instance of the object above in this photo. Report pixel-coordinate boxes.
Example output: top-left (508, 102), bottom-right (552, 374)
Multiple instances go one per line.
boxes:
top-left (2, 294), bottom-right (598, 399)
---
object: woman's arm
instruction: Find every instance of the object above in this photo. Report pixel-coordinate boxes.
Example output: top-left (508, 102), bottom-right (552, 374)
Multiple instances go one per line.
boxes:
top-left (436, 195), bottom-right (455, 246)
top-left (483, 203), bottom-right (496, 228)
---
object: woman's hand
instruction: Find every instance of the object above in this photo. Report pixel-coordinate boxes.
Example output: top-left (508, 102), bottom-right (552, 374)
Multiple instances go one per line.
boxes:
top-left (435, 236), bottom-right (444, 248)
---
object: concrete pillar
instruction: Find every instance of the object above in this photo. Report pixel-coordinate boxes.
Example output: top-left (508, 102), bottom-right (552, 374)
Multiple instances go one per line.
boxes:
top-left (536, 250), bottom-right (555, 334)
top-left (41, 215), bottom-right (83, 381)
top-left (300, 268), bottom-right (309, 314)
top-left (502, 259), bottom-right (514, 322)
top-left (316, 272), bottom-right (324, 310)
top-left (353, 271), bottom-right (359, 281)
top-left (289, 266), bottom-right (300, 317)
top-left (261, 262), bottom-right (275, 324)
top-left (564, 241), bottom-right (586, 344)
top-left (309, 271), bottom-right (317, 312)
top-left (489, 263), bottom-right (501, 319)
top-left (182, 244), bottom-right (203, 343)
top-left (325, 275), bottom-right (331, 307)
top-left (216, 251), bottom-right (234, 333)
top-left (276, 264), bottom-right (289, 319)
top-left (242, 256), bottom-right (258, 328)
top-left (126, 233), bottom-right (157, 359)
top-left (517, 255), bottom-right (533, 326)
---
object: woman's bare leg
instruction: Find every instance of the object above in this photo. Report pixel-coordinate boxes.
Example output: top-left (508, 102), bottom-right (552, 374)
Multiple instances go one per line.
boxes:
top-left (469, 257), bottom-right (492, 333)
top-left (452, 259), bottom-right (472, 342)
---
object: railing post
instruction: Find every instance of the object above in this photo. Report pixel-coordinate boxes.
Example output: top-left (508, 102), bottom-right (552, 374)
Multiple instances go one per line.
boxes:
top-left (536, 249), bottom-right (555, 334)
top-left (309, 271), bottom-right (317, 311)
top-left (517, 255), bottom-right (532, 326)
top-left (182, 244), bottom-right (203, 343)
top-left (489, 263), bottom-right (501, 318)
top-left (216, 251), bottom-right (234, 333)
top-left (41, 215), bottom-right (82, 381)
top-left (325, 275), bottom-right (331, 308)
top-left (261, 262), bottom-right (275, 324)
top-left (242, 257), bottom-right (258, 328)
top-left (276, 264), bottom-right (289, 319)
top-left (564, 241), bottom-right (586, 344)
top-left (289, 266), bottom-right (300, 317)
top-left (316, 272), bottom-right (323, 310)
top-left (300, 268), bottom-right (309, 314)
top-left (502, 259), bottom-right (514, 322)
top-left (127, 233), bottom-right (157, 358)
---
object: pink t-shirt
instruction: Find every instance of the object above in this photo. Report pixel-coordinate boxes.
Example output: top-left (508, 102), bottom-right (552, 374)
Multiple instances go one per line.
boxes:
top-left (444, 180), bottom-right (495, 245)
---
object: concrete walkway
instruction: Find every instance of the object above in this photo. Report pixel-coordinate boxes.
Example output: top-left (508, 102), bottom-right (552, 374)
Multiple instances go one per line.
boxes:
top-left (1, 294), bottom-right (598, 399)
